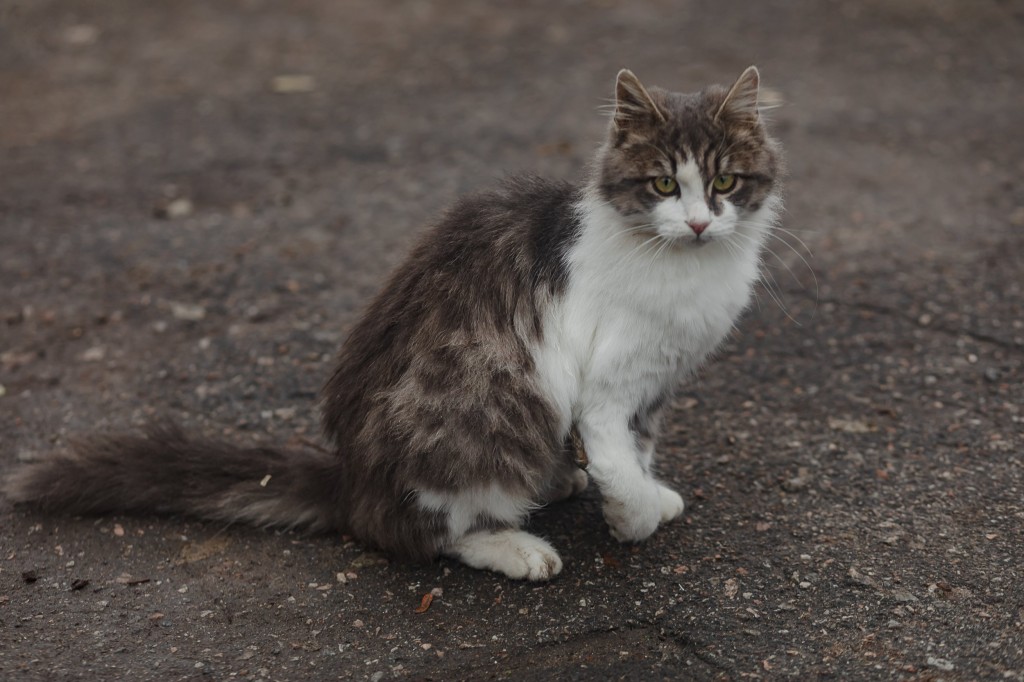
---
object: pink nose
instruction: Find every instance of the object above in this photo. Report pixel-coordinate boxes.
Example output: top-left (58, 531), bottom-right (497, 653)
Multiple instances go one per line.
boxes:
top-left (687, 220), bottom-right (709, 236)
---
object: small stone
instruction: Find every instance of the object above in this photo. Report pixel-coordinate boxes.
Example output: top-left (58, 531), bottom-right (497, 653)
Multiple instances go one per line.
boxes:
top-left (828, 417), bottom-right (873, 433)
top-left (63, 24), bottom-right (99, 46)
top-left (847, 567), bottom-right (876, 588)
top-left (170, 302), bottom-right (206, 321)
top-left (926, 656), bottom-right (954, 672)
top-left (346, 552), bottom-right (388, 570)
top-left (270, 75), bottom-right (316, 93)
top-left (983, 368), bottom-right (1000, 383)
top-left (154, 197), bottom-right (194, 219)
top-left (273, 407), bottom-right (297, 420)
top-left (892, 589), bottom-right (917, 603)
top-left (1010, 206), bottom-right (1024, 227)
top-left (79, 346), bottom-right (105, 362)
top-left (782, 472), bottom-right (811, 492)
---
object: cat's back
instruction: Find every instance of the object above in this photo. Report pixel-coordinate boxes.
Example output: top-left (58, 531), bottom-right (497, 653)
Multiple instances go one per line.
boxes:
top-left (429, 175), bottom-right (581, 280)
top-left (321, 175), bottom-right (582, 445)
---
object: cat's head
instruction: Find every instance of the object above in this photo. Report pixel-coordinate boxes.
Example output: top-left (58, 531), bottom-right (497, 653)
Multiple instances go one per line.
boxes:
top-left (595, 67), bottom-right (782, 246)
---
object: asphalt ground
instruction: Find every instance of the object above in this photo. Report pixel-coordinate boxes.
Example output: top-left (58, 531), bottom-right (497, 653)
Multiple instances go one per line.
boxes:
top-left (1, 1), bottom-right (1022, 679)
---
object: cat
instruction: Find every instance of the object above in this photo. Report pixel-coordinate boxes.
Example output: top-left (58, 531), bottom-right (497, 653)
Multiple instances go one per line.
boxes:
top-left (4, 67), bottom-right (782, 581)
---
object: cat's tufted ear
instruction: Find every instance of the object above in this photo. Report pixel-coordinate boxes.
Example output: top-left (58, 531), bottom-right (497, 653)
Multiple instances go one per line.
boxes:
top-left (715, 66), bottom-right (760, 122)
top-left (614, 69), bottom-right (666, 130)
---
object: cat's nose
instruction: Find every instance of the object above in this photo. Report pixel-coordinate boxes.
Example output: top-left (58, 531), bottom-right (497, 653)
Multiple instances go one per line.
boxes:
top-left (687, 220), bottom-right (709, 236)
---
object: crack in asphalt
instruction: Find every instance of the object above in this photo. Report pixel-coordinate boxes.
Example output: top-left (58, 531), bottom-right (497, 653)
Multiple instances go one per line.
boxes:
top-left (792, 292), bottom-right (1022, 353)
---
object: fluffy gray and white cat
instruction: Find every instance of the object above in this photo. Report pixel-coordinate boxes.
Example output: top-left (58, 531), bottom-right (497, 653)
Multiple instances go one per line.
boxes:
top-left (6, 67), bottom-right (783, 581)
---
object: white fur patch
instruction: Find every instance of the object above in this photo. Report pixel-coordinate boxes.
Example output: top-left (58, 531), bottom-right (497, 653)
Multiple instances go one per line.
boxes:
top-left (446, 529), bottom-right (562, 581)
top-left (667, 158), bottom-right (714, 233)
top-left (530, 187), bottom-right (778, 541)
top-left (652, 158), bottom-right (739, 243)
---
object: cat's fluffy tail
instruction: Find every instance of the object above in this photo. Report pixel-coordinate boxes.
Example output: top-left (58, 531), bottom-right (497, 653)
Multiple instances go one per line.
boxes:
top-left (3, 423), bottom-right (344, 532)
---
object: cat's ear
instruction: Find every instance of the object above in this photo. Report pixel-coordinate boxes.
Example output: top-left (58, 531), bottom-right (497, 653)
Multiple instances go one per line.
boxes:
top-left (614, 69), bottom-right (666, 129)
top-left (715, 66), bottom-right (760, 122)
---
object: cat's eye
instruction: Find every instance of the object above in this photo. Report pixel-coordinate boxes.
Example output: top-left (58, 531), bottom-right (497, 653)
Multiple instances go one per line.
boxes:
top-left (652, 176), bottom-right (678, 195)
top-left (712, 174), bottom-right (736, 193)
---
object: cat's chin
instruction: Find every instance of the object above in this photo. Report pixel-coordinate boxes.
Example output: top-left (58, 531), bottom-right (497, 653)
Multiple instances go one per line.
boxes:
top-left (656, 232), bottom-right (719, 249)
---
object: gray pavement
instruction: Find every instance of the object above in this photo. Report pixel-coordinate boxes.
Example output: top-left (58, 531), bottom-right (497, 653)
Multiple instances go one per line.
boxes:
top-left (1, 0), bottom-right (1022, 679)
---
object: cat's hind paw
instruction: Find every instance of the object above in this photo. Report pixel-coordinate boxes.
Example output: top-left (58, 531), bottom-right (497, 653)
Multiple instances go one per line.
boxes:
top-left (446, 529), bottom-right (563, 581)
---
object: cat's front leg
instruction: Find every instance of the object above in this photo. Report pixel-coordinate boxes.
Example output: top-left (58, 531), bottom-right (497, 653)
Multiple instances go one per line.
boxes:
top-left (577, 413), bottom-right (683, 542)
top-left (629, 401), bottom-right (685, 524)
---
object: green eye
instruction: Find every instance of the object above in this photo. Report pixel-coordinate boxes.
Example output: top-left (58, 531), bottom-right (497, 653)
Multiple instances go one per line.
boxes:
top-left (652, 176), bottom-right (678, 195)
top-left (712, 174), bottom-right (736, 192)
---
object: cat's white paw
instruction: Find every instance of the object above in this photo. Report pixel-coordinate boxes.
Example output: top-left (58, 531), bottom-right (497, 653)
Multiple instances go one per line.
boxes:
top-left (602, 487), bottom-right (662, 543)
top-left (657, 484), bottom-right (685, 522)
top-left (446, 529), bottom-right (563, 581)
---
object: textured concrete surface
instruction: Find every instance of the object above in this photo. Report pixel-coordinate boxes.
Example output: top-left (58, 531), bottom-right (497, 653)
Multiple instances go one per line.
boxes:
top-left (1, 0), bottom-right (1022, 679)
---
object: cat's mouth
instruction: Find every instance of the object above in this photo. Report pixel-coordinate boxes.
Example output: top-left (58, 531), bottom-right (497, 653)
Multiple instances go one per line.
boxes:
top-left (658, 231), bottom-right (713, 249)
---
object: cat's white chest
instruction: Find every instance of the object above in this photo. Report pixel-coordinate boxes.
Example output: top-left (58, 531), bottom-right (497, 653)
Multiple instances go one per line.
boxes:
top-left (582, 262), bottom-right (740, 381)
top-left (532, 199), bottom-right (763, 429)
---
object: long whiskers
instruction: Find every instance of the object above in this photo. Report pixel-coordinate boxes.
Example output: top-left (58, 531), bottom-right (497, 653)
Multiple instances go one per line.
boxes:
top-left (616, 233), bottom-right (668, 274)
top-left (590, 222), bottom-right (659, 254)
top-left (728, 223), bottom-right (817, 324)
top-left (735, 219), bottom-right (817, 291)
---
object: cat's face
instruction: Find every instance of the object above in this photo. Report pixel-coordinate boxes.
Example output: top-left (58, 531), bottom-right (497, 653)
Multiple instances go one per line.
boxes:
top-left (596, 68), bottom-right (781, 247)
